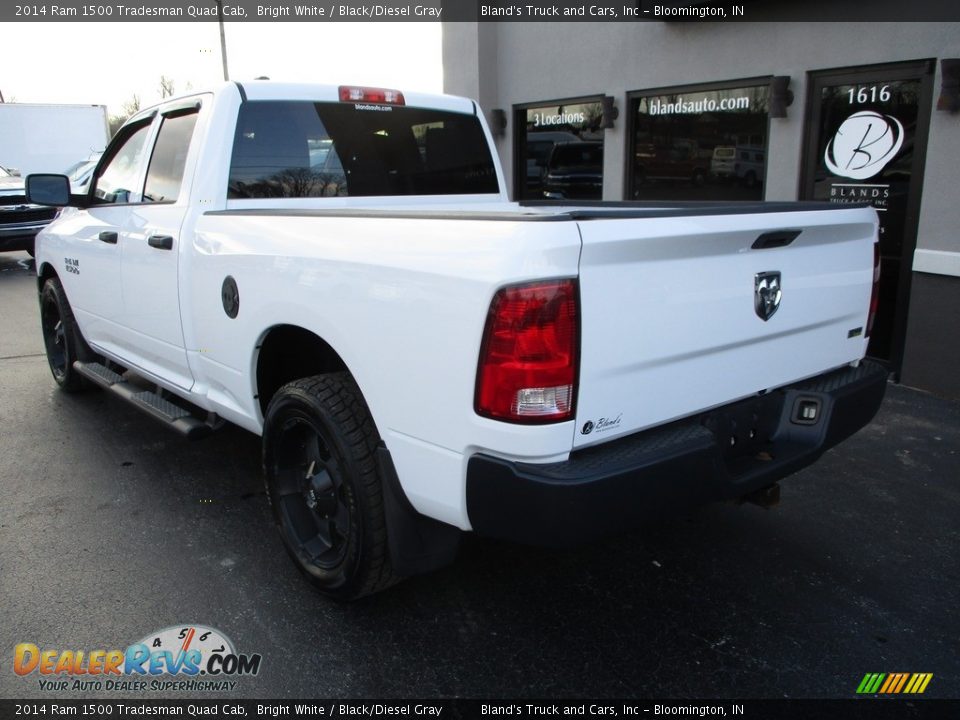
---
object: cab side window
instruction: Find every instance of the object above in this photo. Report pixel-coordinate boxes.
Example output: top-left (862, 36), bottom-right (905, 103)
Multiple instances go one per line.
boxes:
top-left (144, 111), bottom-right (200, 203)
top-left (93, 122), bottom-right (153, 205)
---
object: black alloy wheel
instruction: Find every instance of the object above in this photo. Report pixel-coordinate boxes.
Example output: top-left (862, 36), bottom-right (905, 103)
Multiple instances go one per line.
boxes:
top-left (263, 373), bottom-right (398, 600)
top-left (39, 277), bottom-right (94, 392)
top-left (271, 413), bottom-right (354, 572)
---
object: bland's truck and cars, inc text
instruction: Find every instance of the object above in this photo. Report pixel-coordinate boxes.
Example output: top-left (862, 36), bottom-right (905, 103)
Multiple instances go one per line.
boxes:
top-left (26, 82), bottom-right (887, 599)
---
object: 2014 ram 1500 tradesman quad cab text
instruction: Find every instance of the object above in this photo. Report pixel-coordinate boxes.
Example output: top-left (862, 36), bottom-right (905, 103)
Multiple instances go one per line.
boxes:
top-left (27, 82), bottom-right (887, 599)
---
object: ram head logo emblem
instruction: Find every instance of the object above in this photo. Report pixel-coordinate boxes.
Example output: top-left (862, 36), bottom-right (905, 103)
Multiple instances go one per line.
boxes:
top-left (754, 271), bottom-right (782, 321)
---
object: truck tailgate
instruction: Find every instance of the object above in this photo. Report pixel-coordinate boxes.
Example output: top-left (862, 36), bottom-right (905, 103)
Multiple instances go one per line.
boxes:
top-left (573, 205), bottom-right (878, 448)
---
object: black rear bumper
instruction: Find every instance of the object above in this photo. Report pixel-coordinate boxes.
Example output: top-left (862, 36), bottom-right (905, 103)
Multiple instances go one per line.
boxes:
top-left (466, 361), bottom-right (888, 547)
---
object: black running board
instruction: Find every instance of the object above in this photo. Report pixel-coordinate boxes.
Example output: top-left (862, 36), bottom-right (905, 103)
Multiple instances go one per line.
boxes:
top-left (74, 361), bottom-right (218, 440)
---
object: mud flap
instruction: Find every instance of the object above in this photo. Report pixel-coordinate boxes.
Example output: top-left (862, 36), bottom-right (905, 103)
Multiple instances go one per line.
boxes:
top-left (377, 446), bottom-right (461, 577)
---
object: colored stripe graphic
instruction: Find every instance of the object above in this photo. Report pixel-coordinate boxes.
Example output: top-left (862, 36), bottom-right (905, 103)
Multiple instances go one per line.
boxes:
top-left (857, 673), bottom-right (933, 694)
top-left (905, 673), bottom-right (934, 694)
top-left (878, 674), bottom-right (896, 693)
top-left (856, 673), bottom-right (886, 694)
top-left (892, 673), bottom-right (909, 693)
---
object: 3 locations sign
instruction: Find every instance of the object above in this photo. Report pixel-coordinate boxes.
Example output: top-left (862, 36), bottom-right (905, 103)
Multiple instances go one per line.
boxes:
top-left (529, 107), bottom-right (590, 129)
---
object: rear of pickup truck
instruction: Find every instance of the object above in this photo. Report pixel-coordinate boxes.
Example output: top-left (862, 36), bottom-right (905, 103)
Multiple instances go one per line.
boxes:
top-left (27, 82), bottom-right (886, 599)
top-left (467, 202), bottom-right (886, 546)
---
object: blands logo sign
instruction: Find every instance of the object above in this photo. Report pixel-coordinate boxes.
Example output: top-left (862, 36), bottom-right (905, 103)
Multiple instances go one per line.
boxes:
top-left (824, 111), bottom-right (904, 181)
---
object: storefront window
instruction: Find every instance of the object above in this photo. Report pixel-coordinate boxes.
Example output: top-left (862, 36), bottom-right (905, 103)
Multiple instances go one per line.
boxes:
top-left (514, 99), bottom-right (604, 201)
top-left (628, 83), bottom-right (770, 201)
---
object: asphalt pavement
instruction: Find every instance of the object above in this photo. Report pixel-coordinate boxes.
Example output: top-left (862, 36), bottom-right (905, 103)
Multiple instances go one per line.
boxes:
top-left (0, 250), bottom-right (958, 700)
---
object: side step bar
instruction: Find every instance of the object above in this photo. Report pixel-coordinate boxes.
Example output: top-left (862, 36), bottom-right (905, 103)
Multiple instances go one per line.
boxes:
top-left (74, 361), bottom-right (218, 440)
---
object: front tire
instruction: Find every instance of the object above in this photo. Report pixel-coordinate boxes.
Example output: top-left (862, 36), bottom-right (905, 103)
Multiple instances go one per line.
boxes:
top-left (263, 373), bottom-right (398, 600)
top-left (39, 277), bottom-right (96, 392)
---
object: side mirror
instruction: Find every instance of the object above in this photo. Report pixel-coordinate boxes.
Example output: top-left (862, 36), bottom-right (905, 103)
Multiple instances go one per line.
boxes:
top-left (26, 174), bottom-right (72, 206)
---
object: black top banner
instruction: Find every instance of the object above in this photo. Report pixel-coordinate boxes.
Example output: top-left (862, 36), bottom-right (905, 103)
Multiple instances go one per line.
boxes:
top-left (4, 0), bottom-right (960, 22)
top-left (0, 699), bottom-right (958, 720)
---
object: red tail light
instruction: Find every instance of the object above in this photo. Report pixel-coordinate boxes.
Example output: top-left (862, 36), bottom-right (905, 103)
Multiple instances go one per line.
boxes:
top-left (338, 86), bottom-right (405, 105)
top-left (866, 243), bottom-right (881, 338)
top-left (475, 279), bottom-right (579, 424)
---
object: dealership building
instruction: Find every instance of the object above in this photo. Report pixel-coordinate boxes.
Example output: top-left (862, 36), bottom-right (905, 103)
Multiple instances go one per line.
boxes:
top-left (442, 21), bottom-right (960, 399)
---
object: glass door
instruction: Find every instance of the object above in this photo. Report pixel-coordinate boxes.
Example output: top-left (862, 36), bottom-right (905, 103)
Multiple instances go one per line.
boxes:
top-left (800, 60), bottom-right (935, 374)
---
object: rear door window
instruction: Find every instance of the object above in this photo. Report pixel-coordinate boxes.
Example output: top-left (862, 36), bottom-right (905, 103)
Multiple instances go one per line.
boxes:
top-left (228, 101), bottom-right (498, 198)
top-left (143, 110), bottom-right (200, 203)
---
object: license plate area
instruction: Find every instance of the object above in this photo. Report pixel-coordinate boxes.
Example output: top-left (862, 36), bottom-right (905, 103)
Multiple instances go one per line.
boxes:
top-left (702, 391), bottom-right (786, 475)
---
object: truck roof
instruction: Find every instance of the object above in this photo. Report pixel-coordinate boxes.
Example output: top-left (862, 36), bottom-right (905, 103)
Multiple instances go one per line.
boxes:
top-left (132, 81), bottom-right (478, 119)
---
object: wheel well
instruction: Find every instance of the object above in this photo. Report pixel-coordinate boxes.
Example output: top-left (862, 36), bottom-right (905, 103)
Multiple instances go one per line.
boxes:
top-left (37, 262), bottom-right (58, 292)
top-left (255, 325), bottom-right (348, 415)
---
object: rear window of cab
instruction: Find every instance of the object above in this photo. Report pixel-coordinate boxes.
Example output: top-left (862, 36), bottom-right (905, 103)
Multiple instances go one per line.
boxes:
top-left (228, 101), bottom-right (499, 198)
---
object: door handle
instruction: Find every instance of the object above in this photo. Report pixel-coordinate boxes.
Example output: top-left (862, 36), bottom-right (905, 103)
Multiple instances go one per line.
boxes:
top-left (148, 234), bottom-right (174, 250)
top-left (98, 231), bottom-right (118, 244)
top-left (752, 229), bottom-right (801, 250)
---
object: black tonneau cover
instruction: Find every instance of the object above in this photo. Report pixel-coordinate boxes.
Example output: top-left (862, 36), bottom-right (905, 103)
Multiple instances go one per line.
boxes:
top-left (209, 200), bottom-right (867, 223)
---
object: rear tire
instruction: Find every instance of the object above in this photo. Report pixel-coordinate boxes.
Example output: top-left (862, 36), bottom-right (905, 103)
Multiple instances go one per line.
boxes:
top-left (39, 277), bottom-right (96, 392)
top-left (263, 373), bottom-right (399, 600)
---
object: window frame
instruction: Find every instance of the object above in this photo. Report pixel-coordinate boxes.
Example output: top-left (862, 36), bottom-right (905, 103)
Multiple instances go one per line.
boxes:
top-left (88, 97), bottom-right (205, 208)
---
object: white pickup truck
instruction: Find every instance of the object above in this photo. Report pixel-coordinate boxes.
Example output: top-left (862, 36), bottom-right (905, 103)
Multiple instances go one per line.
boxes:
top-left (27, 82), bottom-right (887, 599)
